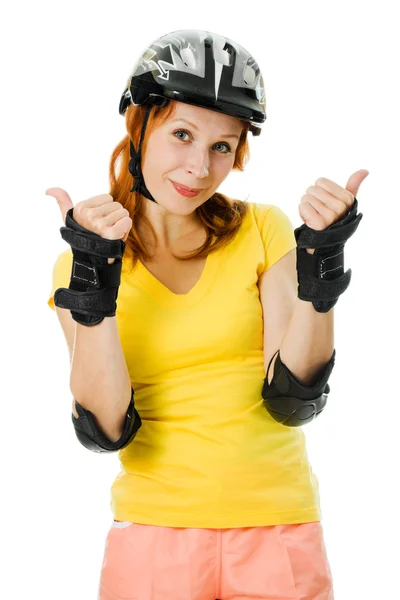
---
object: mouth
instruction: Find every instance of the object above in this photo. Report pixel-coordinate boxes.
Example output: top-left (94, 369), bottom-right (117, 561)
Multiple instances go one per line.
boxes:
top-left (169, 180), bottom-right (203, 193)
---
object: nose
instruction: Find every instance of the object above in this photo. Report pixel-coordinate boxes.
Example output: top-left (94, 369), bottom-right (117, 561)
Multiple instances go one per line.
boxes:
top-left (186, 147), bottom-right (210, 178)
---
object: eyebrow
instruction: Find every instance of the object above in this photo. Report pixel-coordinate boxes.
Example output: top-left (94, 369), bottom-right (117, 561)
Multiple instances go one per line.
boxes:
top-left (170, 118), bottom-right (240, 140)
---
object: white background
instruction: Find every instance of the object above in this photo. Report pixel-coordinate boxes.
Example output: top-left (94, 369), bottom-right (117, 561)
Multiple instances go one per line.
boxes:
top-left (1, 0), bottom-right (399, 598)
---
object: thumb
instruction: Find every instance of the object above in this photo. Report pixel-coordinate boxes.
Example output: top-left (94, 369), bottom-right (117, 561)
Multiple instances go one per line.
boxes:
top-left (45, 187), bottom-right (74, 224)
top-left (345, 169), bottom-right (369, 199)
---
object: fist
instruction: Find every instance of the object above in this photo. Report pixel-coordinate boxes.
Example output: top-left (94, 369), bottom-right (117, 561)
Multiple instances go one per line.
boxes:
top-left (298, 169), bottom-right (369, 231)
top-left (45, 188), bottom-right (132, 264)
top-left (298, 169), bottom-right (369, 254)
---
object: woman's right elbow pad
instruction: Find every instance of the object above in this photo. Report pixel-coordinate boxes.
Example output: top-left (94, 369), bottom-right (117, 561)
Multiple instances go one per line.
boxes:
top-left (71, 388), bottom-right (142, 453)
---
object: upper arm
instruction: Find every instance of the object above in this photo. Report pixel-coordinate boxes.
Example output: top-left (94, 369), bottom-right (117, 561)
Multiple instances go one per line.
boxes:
top-left (258, 248), bottom-right (297, 382)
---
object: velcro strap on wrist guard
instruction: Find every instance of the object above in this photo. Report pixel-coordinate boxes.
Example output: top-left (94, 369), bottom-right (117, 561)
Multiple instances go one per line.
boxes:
top-left (294, 198), bottom-right (363, 313)
top-left (53, 208), bottom-right (126, 326)
top-left (262, 349), bottom-right (336, 427)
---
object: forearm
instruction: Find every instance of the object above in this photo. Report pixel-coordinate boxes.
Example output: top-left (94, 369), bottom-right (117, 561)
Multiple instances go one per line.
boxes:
top-left (277, 297), bottom-right (334, 386)
top-left (70, 316), bottom-right (132, 442)
top-left (266, 244), bottom-right (335, 386)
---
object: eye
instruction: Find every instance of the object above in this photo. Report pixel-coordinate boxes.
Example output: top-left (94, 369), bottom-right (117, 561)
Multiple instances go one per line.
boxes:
top-left (173, 130), bottom-right (190, 142)
top-left (173, 130), bottom-right (232, 154)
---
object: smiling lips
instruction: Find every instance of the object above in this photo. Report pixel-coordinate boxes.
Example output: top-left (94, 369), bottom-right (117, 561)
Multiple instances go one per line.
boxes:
top-left (170, 180), bottom-right (204, 197)
top-left (170, 180), bottom-right (202, 192)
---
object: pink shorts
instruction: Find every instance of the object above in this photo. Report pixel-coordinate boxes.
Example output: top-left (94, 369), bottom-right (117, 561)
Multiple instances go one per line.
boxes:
top-left (98, 519), bottom-right (334, 599)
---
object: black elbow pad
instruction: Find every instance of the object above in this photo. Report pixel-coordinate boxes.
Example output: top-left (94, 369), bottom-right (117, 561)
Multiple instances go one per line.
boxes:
top-left (71, 388), bottom-right (142, 453)
top-left (262, 350), bottom-right (336, 427)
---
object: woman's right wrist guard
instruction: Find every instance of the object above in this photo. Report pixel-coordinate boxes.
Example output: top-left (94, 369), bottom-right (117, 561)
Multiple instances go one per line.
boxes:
top-left (53, 208), bottom-right (126, 326)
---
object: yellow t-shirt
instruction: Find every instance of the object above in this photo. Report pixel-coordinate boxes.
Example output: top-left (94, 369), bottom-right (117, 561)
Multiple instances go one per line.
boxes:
top-left (48, 202), bottom-right (322, 528)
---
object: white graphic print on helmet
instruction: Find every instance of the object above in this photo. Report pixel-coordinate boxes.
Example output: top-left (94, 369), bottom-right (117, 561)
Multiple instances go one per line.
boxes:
top-left (126, 30), bottom-right (264, 103)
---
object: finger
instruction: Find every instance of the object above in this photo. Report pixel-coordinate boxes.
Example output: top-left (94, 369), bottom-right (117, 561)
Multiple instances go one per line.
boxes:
top-left (303, 194), bottom-right (340, 224)
top-left (305, 187), bottom-right (348, 214)
top-left (101, 208), bottom-right (130, 227)
top-left (103, 214), bottom-right (132, 240)
top-left (91, 202), bottom-right (127, 219)
top-left (299, 199), bottom-right (326, 230)
top-left (314, 177), bottom-right (354, 205)
top-left (80, 194), bottom-right (115, 209)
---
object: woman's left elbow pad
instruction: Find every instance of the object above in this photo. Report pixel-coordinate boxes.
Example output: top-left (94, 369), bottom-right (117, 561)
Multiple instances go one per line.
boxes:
top-left (262, 350), bottom-right (336, 427)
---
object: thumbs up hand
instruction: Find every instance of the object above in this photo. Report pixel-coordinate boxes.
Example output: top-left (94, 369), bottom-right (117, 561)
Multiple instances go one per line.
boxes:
top-left (298, 169), bottom-right (369, 254)
top-left (45, 187), bottom-right (132, 263)
top-left (45, 187), bottom-right (132, 242)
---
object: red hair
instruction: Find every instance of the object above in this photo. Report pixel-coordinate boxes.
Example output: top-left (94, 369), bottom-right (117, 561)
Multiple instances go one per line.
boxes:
top-left (108, 100), bottom-right (251, 274)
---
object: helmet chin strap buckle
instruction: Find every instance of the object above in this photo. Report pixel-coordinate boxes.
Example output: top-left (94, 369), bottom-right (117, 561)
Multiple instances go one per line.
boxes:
top-left (128, 154), bottom-right (141, 179)
top-left (249, 124), bottom-right (262, 136)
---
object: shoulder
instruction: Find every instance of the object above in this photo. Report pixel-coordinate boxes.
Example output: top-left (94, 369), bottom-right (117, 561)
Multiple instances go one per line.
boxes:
top-left (54, 247), bottom-right (73, 265)
top-left (53, 248), bottom-right (73, 275)
top-left (246, 202), bottom-right (295, 242)
top-left (51, 248), bottom-right (73, 278)
top-left (249, 201), bottom-right (292, 224)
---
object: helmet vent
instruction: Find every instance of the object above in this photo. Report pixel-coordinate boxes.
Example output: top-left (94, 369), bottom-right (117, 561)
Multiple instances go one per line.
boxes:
top-left (214, 46), bottom-right (232, 67)
top-left (243, 65), bottom-right (256, 86)
top-left (180, 47), bottom-right (196, 68)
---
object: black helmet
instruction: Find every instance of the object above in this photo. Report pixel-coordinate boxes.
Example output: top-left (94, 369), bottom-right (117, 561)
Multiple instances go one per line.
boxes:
top-left (119, 29), bottom-right (267, 202)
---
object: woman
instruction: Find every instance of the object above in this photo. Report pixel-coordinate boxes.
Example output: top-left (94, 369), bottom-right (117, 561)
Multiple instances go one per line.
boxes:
top-left (46, 29), bottom-right (365, 600)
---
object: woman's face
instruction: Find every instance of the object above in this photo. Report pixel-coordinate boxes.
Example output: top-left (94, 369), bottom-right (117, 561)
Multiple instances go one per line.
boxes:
top-left (141, 101), bottom-right (244, 216)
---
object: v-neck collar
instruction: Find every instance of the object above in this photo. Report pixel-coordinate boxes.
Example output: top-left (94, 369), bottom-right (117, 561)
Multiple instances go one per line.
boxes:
top-left (132, 246), bottom-right (223, 308)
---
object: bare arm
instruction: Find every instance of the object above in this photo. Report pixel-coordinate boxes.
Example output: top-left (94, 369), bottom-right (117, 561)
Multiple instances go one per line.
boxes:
top-left (259, 248), bottom-right (334, 387)
top-left (55, 306), bottom-right (132, 442)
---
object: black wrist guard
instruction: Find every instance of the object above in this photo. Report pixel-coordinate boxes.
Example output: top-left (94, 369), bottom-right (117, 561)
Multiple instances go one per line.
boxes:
top-left (294, 198), bottom-right (363, 313)
top-left (53, 208), bottom-right (126, 326)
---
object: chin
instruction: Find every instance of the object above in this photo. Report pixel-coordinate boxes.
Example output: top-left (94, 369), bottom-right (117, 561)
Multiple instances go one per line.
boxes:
top-left (162, 191), bottom-right (205, 214)
top-left (169, 201), bottom-right (200, 216)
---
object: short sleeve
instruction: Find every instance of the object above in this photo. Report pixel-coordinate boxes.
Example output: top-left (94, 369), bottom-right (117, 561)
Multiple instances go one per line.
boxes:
top-left (252, 203), bottom-right (297, 274)
top-left (47, 248), bottom-right (73, 311)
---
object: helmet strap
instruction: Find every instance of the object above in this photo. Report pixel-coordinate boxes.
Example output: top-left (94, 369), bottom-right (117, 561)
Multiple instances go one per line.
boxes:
top-left (129, 104), bottom-right (157, 203)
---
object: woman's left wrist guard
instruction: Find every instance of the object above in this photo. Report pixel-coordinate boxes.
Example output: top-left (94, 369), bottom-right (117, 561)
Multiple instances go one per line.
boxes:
top-left (294, 198), bottom-right (363, 313)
